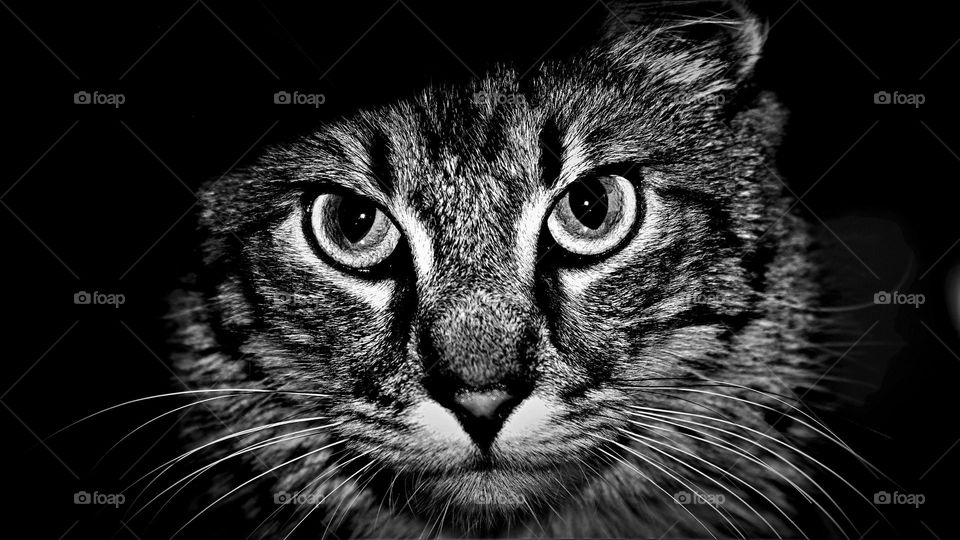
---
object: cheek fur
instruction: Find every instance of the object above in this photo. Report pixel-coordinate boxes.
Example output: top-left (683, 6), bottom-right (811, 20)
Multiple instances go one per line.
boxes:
top-left (558, 188), bottom-right (665, 298)
top-left (170, 8), bottom-right (836, 533)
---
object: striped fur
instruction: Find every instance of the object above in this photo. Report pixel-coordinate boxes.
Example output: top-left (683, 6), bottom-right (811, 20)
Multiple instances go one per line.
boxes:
top-left (164, 4), bottom-right (853, 538)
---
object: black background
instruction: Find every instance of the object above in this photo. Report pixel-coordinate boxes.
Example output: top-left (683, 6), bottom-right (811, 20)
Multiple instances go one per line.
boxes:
top-left (1, 1), bottom-right (957, 538)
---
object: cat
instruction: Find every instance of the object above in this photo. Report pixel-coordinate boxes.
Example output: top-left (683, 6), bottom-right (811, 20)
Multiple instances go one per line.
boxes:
top-left (157, 1), bottom-right (868, 538)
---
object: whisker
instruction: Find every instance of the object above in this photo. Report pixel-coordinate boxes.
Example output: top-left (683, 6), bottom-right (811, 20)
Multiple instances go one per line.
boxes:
top-left (611, 432), bottom-right (746, 540)
top-left (635, 384), bottom-right (862, 468)
top-left (124, 410), bottom-right (326, 514)
top-left (623, 426), bottom-right (786, 538)
top-left (171, 439), bottom-right (357, 538)
top-left (617, 378), bottom-right (810, 408)
top-left (639, 388), bottom-right (741, 422)
top-left (398, 468), bottom-right (429, 518)
top-left (631, 406), bottom-right (864, 534)
top-left (521, 491), bottom-right (546, 536)
top-left (627, 410), bottom-right (834, 514)
top-left (125, 415), bottom-right (333, 496)
top-left (545, 462), bottom-right (576, 528)
top-left (594, 434), bottom-right (745, 538)
top-left (621, 420), bottom-right (809, 539)
top-left (322, 463), bottom-right (371, 539)
top-left (699, 381), bottom-right (854, 446)
top-left (283, 449), bottom-right (383, 540)
top-left (666, 381), bottom-right (889, 481)
top-left (430, 492), bottom-right (454, 539)
top-left (588, 444), bottom-right (719, 540)
top-left (92, 393), bottom-right (246, 471)
top-left (248, 448), bottom-right (377, 539)
top-left (132, 425), bottom-right (340, 522)
top-left (371, 469), bottom-right (402, 533)
top-left (326, 460), bottom-right (388, 539)
top-left (47, 388), bottom-right (328, 440)
top-left (419, 487), bottom-right (449, 540)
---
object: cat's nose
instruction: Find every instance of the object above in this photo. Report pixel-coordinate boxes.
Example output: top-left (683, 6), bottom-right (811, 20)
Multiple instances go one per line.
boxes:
top-left (418, 289), bottom-right (538, 448)
top-left (447, 389), bottom-right (520, 449)
top-left (455, 390), bottom-right (513, 419)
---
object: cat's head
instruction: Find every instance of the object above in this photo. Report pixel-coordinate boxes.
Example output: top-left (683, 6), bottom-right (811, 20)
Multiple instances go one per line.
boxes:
top-left (178, 2), bottom-right (818, 535)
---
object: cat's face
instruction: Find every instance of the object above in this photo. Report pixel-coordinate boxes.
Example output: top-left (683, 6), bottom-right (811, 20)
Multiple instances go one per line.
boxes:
top-left (188, 14), bottom-right (811, 536)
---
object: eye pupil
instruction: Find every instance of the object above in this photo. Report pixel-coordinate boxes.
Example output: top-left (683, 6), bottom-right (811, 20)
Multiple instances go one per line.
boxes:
top-left (546, 174), bottom-right (638, 257)
top-left (337, 197), bottom-right (377, 243)
top-left (568, 178), bottom-right (608, 230)
top-left (310, 193), bottom-right (401, 270)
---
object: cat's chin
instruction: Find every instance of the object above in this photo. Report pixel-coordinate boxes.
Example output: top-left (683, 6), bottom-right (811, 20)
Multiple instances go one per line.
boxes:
top-left (368, 456), bottom-right (592, 532)
top-left (392, 469), bottom-right (554, 530)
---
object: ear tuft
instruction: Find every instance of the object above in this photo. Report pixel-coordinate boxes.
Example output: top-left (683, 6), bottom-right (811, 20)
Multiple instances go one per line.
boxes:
top-left (602, 0), bottom-right (767, 79)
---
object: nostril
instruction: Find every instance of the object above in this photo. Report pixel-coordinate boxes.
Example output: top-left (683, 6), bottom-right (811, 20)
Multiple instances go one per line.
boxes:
top-left (454, 390), bottom-right (515, 421)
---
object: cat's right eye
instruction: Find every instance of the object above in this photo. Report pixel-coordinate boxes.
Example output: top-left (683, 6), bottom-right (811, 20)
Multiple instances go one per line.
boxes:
top-left (309, 193), bottom-right (401, 270)
top-left (546, 174), bottom-right (639, 257)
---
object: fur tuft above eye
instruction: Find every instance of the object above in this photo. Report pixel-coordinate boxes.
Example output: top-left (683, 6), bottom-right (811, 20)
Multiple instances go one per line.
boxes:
top-left (308, 193), bottom-right (401, 270)
top-left (546, 175), bottom-right (639, 257)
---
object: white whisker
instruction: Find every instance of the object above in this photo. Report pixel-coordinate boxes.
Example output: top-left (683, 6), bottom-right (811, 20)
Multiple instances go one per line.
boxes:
top-left (48, 388), bottom-right (328, 440)
top-left (631, 406), bottom-right (862, 535)
top-left (172, 439), bottom-right (357, 537)
top-left (93, 393), bottom-right (246, 471)
top-left (284, 448), bottom-right (383, 540)
top-left (125, 415), bottom-right (334, 496)
top-left (589, 444), bottom-right (719, 540)
top-left (622, 419), bottom-right (809, 539)
top-left (131, 425), bottom-right (341, 522)
top-left (248, 448), bottom-right (377, 538)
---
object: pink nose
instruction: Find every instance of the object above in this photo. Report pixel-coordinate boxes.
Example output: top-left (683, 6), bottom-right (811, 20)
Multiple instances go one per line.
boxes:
top-left (448, 390), bottom-right (520, 449)
top-left (454, 390), bottom-right (515, 420)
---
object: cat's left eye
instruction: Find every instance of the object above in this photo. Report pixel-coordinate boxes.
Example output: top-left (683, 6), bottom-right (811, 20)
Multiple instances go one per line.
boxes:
top-left (309, 193), bottom-right (400, 270)
top-left (546, 175), bottom-right (638, 257)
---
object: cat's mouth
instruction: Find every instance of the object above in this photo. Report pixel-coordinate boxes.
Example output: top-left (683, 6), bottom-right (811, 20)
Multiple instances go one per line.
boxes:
top-left (367, 456), bottom-right (592, 528)
top-left (339, 392), bottom-right (621, 526)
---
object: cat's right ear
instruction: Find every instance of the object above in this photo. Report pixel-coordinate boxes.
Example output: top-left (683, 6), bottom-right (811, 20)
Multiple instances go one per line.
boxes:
top-left (599, 0), bottom-right (766, 82)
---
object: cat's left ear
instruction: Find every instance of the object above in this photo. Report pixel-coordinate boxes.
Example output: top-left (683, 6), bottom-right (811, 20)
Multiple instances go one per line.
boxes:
top-left (600, 0), bottom-right (767, 81)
